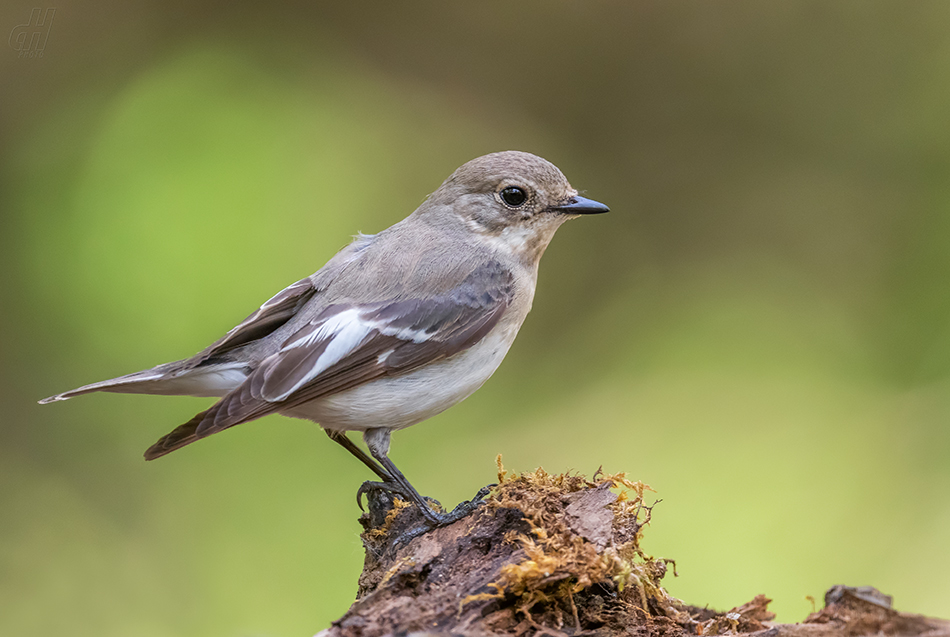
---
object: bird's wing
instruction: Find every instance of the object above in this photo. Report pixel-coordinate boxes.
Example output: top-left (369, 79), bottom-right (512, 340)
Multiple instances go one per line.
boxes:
top-left (144, 261), bottom-right (514, 459)
top-left (190, 276), bottom-right (318, 365)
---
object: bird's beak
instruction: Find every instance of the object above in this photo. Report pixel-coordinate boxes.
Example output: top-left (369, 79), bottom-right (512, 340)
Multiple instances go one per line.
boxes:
top-left (552, 195), bottom-right (610, 215)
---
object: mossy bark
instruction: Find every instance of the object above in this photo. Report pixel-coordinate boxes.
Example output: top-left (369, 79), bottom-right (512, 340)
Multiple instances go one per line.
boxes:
top-left (317, 467), bottom-right (950, 637)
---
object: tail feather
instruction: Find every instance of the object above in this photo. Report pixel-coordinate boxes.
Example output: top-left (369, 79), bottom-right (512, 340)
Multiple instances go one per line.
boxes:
top-left (39, 369), bottom-right (166, 404)
top-left (39, 362), bottom-right (248, 404)
top-left (45, 363), bottom-right (263, 461)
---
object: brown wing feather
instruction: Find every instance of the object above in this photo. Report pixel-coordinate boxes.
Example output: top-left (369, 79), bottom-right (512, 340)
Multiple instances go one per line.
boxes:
top-left (144, 262), bottom-right (513, 460)
top-left (143, 410), bottom-right (211, 459)
top-left (190, 277), bottom-right (316, 366)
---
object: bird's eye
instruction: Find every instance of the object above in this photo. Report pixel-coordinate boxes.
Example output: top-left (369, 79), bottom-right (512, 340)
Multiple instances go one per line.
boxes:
top-left (500, 186), bottom-right (528, 208)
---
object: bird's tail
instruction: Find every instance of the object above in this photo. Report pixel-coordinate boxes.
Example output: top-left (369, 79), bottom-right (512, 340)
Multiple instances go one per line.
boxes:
top-left (38, 361), bottom-right (248, 404)
top-left (42, 361), bottom-right (261, 460)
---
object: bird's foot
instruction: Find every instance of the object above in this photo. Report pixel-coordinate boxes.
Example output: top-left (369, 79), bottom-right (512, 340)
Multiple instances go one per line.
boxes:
top-left (440, 483), bottom-right (495, 523)
top-left (357, 481), bottom-right (400, 529)
top-left (358, 481), bottom-right (496, 545)
top-left (357, 479), bottom-right (445, 527)
top-left (356, 480), bottom-right (413, 511)
top-left (414, 483), bottom-right (497, 532)
top-left (390, 484), bottom-right (497, 545)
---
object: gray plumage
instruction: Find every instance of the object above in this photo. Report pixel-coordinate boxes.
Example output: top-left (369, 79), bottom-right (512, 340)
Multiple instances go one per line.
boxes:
top-left (39, 150), bottom-right (608, 524)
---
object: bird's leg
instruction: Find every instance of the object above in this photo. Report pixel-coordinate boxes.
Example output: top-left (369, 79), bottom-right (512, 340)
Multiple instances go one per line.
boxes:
top-left (362, 428), bottom-right (442, 524)
top-left (324, 429), bottom-right (392, 482)
top-left (325, 429), bottom-right (408, 512)
top-left (362, 428), bottom-right (490, 527)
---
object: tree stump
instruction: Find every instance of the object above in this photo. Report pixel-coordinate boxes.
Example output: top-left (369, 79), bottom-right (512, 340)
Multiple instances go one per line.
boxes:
top-left (317, 461), bottom-right (950, 637)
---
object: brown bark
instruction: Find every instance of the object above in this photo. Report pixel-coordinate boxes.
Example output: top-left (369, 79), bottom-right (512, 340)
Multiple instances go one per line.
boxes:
top-left (317, 463), bottom-right (950, 637)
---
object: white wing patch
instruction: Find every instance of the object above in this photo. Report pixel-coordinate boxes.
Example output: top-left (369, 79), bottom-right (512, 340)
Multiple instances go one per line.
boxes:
top-left (269, 309), bottom-right (373, 401)
top-left (264, 305), bottom-right (445, 402)
top-left (373, 321), bottom-right (430, 344)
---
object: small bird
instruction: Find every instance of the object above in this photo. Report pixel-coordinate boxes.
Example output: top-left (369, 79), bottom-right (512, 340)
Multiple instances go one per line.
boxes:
top-left (40, 151), bottom-right (608, 525)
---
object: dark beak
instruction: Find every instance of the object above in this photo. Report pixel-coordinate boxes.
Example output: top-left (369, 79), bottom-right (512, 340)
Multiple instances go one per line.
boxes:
top-left (552, 195), bottom-right (610, 215)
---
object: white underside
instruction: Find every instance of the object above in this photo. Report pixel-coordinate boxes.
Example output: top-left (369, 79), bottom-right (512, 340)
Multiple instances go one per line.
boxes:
top-left (284, 324), bottom-right (519, 431)
top-left (148, 367), bottom-right (250, 398)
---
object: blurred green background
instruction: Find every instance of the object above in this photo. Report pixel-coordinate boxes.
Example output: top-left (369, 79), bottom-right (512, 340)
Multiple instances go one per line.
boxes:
top-left (3, 1), bottom-right (950, 635)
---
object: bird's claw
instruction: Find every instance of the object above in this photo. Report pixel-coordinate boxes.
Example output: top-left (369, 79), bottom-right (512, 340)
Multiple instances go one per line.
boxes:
top-left (356, 480), bottom-right (412, 511)
top-left (442, 482), bottom-right (496, 519)
top-left (389, 484), bottom-right (497, 547)
top-left (358, 481), bottom-right (497, 547)
top-left (416, 483), bottom-right (496, 526)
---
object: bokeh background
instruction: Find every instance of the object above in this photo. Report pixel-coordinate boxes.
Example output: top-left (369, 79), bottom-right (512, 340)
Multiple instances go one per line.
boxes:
top-left (3, 2), bottom-right (950, 635)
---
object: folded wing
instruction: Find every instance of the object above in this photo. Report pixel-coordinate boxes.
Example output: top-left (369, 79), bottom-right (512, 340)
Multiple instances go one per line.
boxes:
top-left (144, 261), bottom-right (514, 459)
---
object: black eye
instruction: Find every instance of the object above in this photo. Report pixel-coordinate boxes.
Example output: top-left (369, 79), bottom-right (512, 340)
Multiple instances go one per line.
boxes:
top-left (500, 186), bottom-right (527, 207)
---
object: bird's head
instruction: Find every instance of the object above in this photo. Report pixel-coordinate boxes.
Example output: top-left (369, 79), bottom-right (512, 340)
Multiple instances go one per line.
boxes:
top-left (422, 151), bottom-right (609, 264)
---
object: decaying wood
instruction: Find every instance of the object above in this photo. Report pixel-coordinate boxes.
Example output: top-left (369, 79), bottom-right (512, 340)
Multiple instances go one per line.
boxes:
top-left (317, 463), bottom-right (950, 637)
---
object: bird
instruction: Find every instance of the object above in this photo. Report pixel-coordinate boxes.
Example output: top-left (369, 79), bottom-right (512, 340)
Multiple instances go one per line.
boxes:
top-left (39, 150), bottom-right (609, 526)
